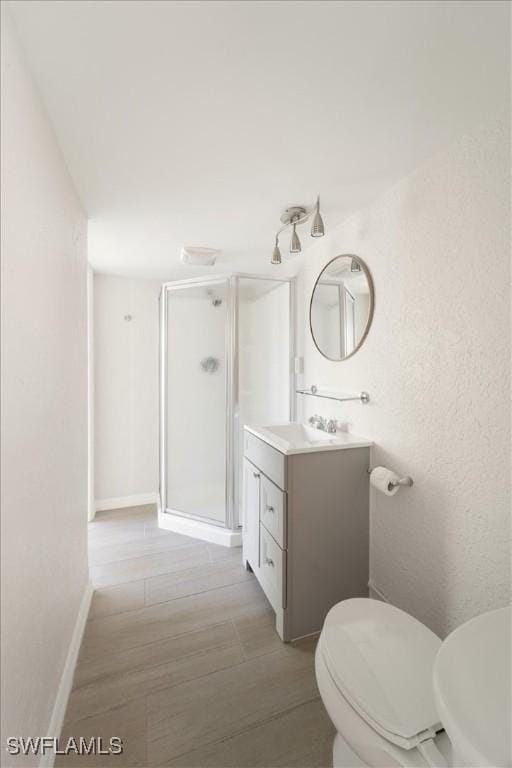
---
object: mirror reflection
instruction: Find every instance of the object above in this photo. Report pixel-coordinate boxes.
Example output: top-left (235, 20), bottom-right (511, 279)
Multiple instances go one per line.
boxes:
top-left (310, 255), bottom-right (374, 361)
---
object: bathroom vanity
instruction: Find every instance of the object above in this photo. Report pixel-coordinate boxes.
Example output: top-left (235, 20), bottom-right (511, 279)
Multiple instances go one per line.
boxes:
top-left (242, 423), bottom-right (372, 642)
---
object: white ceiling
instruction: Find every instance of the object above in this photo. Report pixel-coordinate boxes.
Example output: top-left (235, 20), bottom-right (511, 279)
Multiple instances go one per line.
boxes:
top-left (9, 0), bottom-right (509, 280)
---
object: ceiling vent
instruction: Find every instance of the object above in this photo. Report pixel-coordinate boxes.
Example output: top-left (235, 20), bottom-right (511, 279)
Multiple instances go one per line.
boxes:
top-left (180, 246), bottom-right (220, 266)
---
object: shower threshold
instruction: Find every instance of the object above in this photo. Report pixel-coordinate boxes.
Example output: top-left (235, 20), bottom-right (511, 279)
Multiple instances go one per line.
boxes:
top-left (158, 505), bottom-right (242, 548)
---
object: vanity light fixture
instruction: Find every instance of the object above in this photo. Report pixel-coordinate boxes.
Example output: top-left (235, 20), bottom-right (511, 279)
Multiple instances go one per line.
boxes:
top-left (289, 222), bottom-right (301, 253)
top-left (310, 196), bottom-right (325, 237)
top-left (270, 196), bottom-right (325, 264)
top-left (271, 236), bottom-right (282, 265)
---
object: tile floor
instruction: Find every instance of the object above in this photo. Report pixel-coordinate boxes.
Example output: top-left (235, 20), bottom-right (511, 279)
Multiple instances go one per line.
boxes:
top-left (57, 505), bottom-right (334, 767)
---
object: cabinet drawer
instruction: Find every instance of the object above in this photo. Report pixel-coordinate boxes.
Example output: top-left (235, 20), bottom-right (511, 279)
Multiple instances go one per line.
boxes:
top-left (244, 430), bottom-right (286, 490)
top-left (259, 525), bottom-right (286, 612)
top-left (260, 475), bottom-right (287, 548)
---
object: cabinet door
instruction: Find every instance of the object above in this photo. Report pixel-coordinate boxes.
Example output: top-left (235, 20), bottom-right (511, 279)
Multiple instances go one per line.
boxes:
top-left (259, 525), bottom-right (286, 612)
top-left (260, 475), bottom-right (287, 548)
top-left (243, 459), bottom-right (261, 572)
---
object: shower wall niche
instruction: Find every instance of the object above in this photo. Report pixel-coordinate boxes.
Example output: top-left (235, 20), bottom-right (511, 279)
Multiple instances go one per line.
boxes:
top-left (159, 274), bottom-right (294, 545)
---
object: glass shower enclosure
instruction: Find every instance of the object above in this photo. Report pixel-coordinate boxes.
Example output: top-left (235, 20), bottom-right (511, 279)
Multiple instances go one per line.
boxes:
top-left (159, 274), bottom-right (294, 539)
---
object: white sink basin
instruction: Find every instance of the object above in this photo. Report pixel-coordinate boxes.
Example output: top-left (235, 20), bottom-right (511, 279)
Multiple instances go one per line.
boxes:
top-left (244, 422), bottom-right (372, 455)
top-left (263, 423), bottom-right (335, 443)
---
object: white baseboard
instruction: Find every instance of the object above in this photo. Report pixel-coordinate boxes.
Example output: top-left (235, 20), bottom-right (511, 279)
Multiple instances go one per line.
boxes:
top-left (158, 509), bottom-right (242, 548)
top-left (95, 492), bottom-right (159, 512)
top-left (40, 581), bottom-right (93, 768)
top-left (368, 580), bottom-right (391, 603)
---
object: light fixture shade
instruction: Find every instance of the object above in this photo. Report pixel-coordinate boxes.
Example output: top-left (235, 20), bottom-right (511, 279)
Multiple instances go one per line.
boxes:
top-left (311, 196), bottom-right (325, 237)
top-left (289, 223), bottom-right (301, 253)
top-left (271, 238), bottom-right (282, 264)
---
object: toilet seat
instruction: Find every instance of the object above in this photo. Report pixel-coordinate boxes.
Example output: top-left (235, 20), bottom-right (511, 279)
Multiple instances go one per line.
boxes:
top-left (319, 599), bottom-right (443, 752)
top-left (434, 606), bottom-right (511, 767)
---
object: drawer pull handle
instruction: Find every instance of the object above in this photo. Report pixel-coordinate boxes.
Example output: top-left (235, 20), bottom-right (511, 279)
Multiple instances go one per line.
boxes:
top-left (253, 472), bottom-right (261, 479)
top-left (265, 557), bottom-right (275, 567)
top-left (266, 505), bottom-right (275, 514)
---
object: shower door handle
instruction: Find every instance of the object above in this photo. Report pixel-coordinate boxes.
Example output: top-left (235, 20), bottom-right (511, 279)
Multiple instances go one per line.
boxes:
top-left (253, 472), bottom-right (261, 479)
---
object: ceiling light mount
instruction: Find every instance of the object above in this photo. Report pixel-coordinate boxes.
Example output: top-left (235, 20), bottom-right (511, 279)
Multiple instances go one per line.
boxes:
top-left (279, 206), bottom-right (308, 226)
top-left (270, 196), bottom-right (325, 264)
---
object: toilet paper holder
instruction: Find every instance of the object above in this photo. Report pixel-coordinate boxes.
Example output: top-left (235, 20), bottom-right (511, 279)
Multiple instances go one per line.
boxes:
top-left (367, 468), bottom-right (414, 487)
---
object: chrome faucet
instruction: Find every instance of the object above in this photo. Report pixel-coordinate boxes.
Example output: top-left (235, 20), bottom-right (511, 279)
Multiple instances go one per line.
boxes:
top-left (308, 415), bottom-right (338, 433)
top-left (308, 414), bottom-right (326, 430)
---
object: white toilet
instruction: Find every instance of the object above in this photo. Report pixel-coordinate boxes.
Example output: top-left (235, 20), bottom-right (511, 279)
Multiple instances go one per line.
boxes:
top-left (315, 598), bottom-right (510, 768)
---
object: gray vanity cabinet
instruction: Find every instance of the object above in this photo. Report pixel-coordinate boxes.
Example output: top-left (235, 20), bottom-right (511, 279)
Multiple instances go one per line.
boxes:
top-left (242, 428), bottom-right (370, 642)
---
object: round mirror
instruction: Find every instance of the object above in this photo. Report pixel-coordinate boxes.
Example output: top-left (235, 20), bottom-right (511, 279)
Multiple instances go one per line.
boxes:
top-left (309, 254), bottom-right (374, 361)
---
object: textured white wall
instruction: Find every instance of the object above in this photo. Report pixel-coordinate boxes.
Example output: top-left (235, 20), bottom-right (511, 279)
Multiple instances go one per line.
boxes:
top-left (0, 10), bottom-right (88, 754)
top-left (94, 274), bottom-right (160, 503)
top-left (296, 117), bottom-right (510, 637)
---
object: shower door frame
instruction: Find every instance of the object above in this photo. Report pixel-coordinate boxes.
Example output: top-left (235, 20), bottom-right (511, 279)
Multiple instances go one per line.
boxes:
top-left (160, 273), bottom-right (296, 531)
top-left (231, 274), bottom-right (296, 527)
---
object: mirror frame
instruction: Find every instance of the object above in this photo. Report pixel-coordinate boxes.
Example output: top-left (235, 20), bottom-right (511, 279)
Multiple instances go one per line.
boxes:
top-left (309, 254), bottom-right (375, 362)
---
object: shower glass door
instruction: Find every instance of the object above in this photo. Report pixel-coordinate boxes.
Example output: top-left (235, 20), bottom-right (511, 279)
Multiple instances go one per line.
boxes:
top-left (235, 276), bottom-right (293, 521)
top-left (162, 279), bottom-right (230, 526)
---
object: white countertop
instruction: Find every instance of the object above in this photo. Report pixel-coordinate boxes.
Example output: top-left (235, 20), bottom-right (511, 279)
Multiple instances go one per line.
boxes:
top-left (244, 423), bottom-right (373, 456)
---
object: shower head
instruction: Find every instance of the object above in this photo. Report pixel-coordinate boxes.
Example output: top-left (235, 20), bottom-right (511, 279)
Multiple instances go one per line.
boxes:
top-left (206, 289), bottom-right (223, 307)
